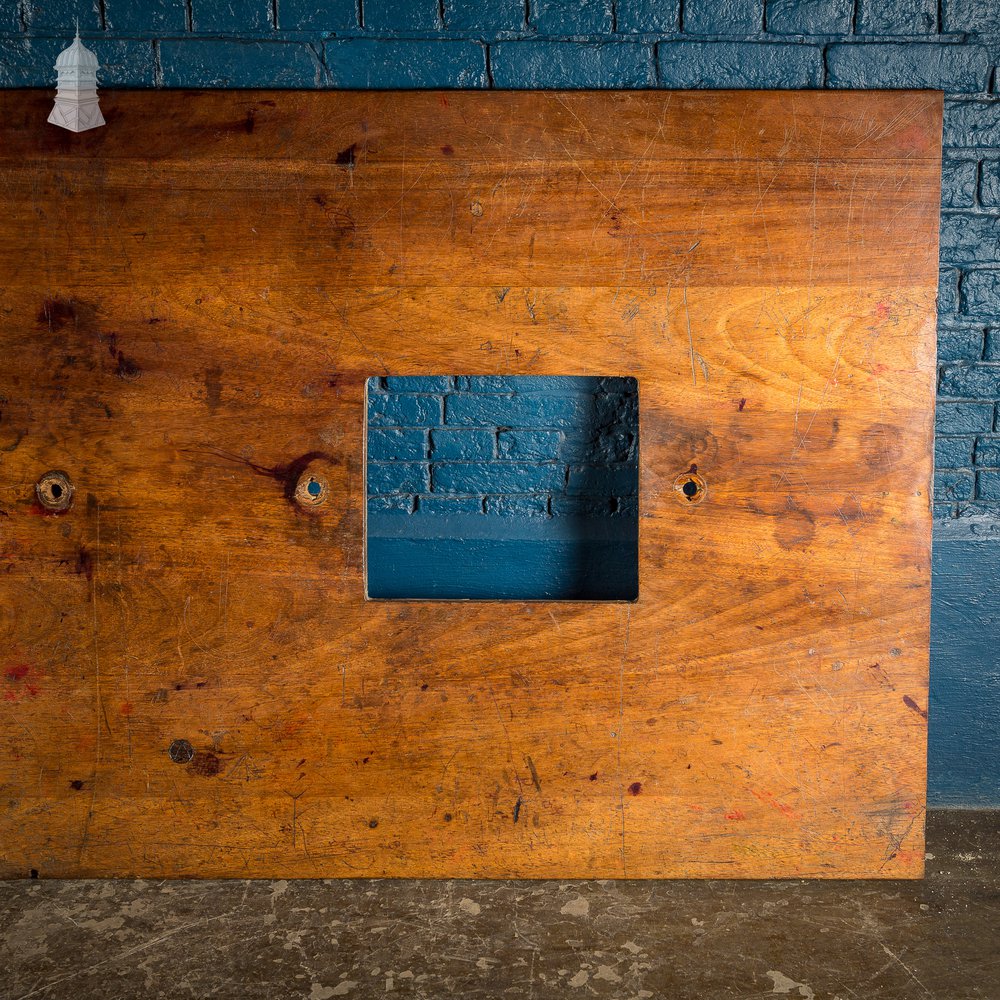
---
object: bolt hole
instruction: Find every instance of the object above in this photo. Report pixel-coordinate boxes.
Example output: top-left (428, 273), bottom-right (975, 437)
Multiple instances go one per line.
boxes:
top-left (50, 483), bottom-right (62, 498)
top-left (682, 479), bottom-right (699, 499)
top-left (307, 479), bottom-right (321, 497)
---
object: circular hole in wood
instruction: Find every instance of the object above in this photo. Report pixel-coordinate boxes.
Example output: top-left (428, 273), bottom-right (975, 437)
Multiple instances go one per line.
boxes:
top-left (673, 470), bottom-right (706, 505)
top-left (294, 471), bottom-right (329, 509)
top-left (168, 739), bottom-right (195, 764)
top-left (35, 470), bottom-right (74, 512)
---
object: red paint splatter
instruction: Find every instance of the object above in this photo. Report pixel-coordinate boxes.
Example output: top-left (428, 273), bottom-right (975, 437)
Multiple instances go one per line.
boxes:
top-left (725, 809), bottom-right (746, 821)
top-left (628, 781), bottom-right (642, 796)
top-left (5, 664), bottom-right (30, 681)
top-left (751, 789), bottom-right (798, 819)
top-left (874, 300), bottom-right (893, 320)
top-left (119, 701), bottom-right (134, 717)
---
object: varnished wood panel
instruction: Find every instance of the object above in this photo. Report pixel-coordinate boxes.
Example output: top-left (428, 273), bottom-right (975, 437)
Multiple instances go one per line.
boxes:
top-left (0, 90), bottom-right (939, 879)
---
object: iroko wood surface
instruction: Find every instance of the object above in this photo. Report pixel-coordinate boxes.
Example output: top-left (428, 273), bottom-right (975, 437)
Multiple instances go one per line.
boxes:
top-left (0, 90), bottom-right (939, 879)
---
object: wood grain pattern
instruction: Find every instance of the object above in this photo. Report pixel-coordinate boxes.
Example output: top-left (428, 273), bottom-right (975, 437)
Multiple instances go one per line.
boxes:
top-left (0, 90), bottom-right (940, 879)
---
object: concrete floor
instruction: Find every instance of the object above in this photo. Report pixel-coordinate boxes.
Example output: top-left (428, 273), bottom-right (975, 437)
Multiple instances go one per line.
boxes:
top-left (1, 811), bottom-right (997, 999)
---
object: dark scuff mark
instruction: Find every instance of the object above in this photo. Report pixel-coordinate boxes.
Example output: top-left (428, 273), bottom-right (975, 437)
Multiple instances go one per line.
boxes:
top-left (526, 755), bottom-right (542, 793)
top-left (589, 772), bottom-right (598, 781)
top-left (441, 144), bottom-right (454, 156)
top-left (244, 109), bottom-right (256, 134)
top-left (738, 398), bottom-right (746, 411)
top-left (336, 144), bottom-right (357, 167)
top-left (37, 297), bottom-right (75, 331)
top-left (513, 796), bottom-right (522, 823)
top-left (628, 781), bottom-right (642, 796)
top-left (69, 780), bottom-right (84, 790)
top-left (188, 448), bottom-right (338, 508)
top-left (189, 751), bottom-right (222, 777)
top-left (204, 366), bottom-right (223, 414)
top-left (76, 546), bottom-right (94, 582)
top-left (903, 695), bottom-right (928, 720)
top-left (313, 193), bottom-right (327, 207)
top-left (368, 818), bottom-right (378, 829)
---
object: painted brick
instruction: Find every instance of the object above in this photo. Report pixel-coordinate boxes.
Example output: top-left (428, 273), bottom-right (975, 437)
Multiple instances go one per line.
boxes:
top-left (23, 0), bottom-right (102, 31)
top-left (942, 160), bottom-right (979, 209)
top-left (856, 0), bottom-right (937, 33)
top-left (616, 0), bottom-right (680, 32)
top-left (937, 436), bottom-right (973, 468)
top-left (498, 430), bottom-right (562, 461)
top-left (433, 462), bottom-right (566, 494)
top-left (368, 428), bottom-right (428, 461)
top-left (977, 469), bottom-right (1000, 498)
top-left (942, 0), bottom-right (996, 32)
top-left (616, 496), bottom-right (639, 517)
top-left (567, 465), bottom-right (638, 496)
top-left (560, 433), bottom-right (633, 463)
top-left (192, 1), bottom-right (271, 32)
top-left (367, 495), bottom-right (414, 514)
top-left (104, 1), bottom-right (188, 32)
top-left (940, 214), bottom-right (1000, 267)
top-left (682, 0), bottom-right (761, 35)
top-left (484, 496), bottom-right (550, 516)
top-left (431, 428), bottom-right (495, 460)
top-left (961, 269), bottom-right (1000, 318)
top-left (367, 462), bottom-right (430, 495)
top-left (445, 0), bottom-right (525, 31)
top-left (418, 495), bottom-right (485, 515)
top-left (368, 393), bottom-right (443, 427)
top-left (658, 42), bottom-right (823, 88)
top-left (938, 323), bottom-right (984, 362)
top-left (445, 392), bottom-right (595, 429)
top-left (984, 329), bottom-right (1000, 361)
top-left (935, 470), bottom-right (974, 500)
top-left (765, 0), bottom-right (852, 34)
top-left (455, 376), bottom-right (617, 393)
top-left (491, 42), bottom-right (653, 88)
top-left (159, 41), bottom-right (321, 88)
top-left (980, 161), bottom-right (1000, 207)
top-left (277, 0), bottom-right (358, 30)
top-left (364, 0), bottom-right (441, 31)
top-left (939, 364), bottom-right (1000, 399)
top-left (975, 437), bottom-right (1000, 465)
top-left (384, 376), bottom-right (453, 392)
top-left (936, 401), bottom-right (994, 434)
top-left (0, 38), bottom-right (156, 87)
top-left (939, 268), bottom-right (961, 317)
top-left (531, 0), bottom-right (613, 34)
top-left (943, 100), bottom-right (1000, 148)
top-left (551, 495), bottom-right (615, 516)
top-left (827, 44), bottom-right (991, 93)
top-left (326, 40), bottom-right (488, 88)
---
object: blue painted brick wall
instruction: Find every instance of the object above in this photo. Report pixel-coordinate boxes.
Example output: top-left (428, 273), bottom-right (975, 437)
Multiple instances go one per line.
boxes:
top-left (365, 376), bottom-right (639, 520)
top-left (4, 0), bottom-right (1000, 799)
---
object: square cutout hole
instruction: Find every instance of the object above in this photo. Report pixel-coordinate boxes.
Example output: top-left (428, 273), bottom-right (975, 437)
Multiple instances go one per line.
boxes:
top-left (365, 376), bottom-right (638, 601)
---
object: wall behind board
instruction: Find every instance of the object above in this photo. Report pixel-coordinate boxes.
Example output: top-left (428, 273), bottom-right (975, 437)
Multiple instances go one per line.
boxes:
top-left (1, 0), bottom-right (998, 805)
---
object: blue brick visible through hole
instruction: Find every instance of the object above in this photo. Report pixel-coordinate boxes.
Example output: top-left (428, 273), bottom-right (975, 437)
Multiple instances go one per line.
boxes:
top-left (367, 462), bottom-right (430, 495)
top-left (368, 393), bottom-right (443, 427)
top-left (433, 463), bottom-right (566, 495)
top-left (368, 428), bottom-right (428, 462)
top-left (431, 428), bottom-right (495, 461)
